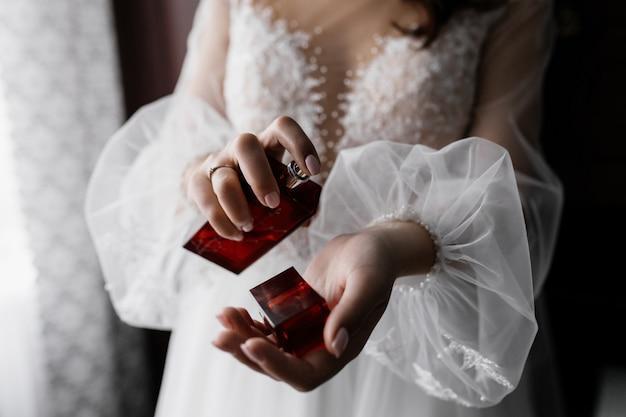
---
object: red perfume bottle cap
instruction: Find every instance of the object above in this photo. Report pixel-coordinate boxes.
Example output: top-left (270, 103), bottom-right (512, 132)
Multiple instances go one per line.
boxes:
top-left (250, 267), bottom-right (330, 357)
top-left (183, 158), bottom-right (322, 274)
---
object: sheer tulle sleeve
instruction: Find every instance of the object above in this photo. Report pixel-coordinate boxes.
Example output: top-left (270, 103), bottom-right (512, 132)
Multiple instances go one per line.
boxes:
top-left (309, 0), bottom-right (563, 407)
top-left (85, 0), bottom-right (235, 329)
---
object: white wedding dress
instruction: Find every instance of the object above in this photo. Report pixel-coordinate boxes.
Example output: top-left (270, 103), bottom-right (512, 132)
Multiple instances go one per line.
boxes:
top-left (85, 0), bottom-right (563, 415)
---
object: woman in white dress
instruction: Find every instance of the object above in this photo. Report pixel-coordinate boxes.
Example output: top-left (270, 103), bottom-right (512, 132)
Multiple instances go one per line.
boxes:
top-left (85, 0), bottom-right (563, 415)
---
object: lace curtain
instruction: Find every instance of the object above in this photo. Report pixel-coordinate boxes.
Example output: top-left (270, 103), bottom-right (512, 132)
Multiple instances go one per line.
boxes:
top-left (0, 0), bottom-right (150, 416)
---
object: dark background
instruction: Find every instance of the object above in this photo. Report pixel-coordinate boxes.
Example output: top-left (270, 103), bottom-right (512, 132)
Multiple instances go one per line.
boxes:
top-left (542, 1), bottom-right (626, 416)
top-left (110, 1), bottom-right (626, 415)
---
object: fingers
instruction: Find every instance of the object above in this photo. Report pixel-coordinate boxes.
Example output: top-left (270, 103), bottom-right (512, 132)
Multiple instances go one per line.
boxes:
top-left (212, 329), bottom-right (265, 374)
top-left (188, 168), bottom-right (243, 241)
top-left (216, 307), bottom-right (347, 391)
top-left (210, 164), bottom-right (253, 232)
top-left (236, 307), bottom-right (272, 335)
top-left (259, 116), bottom-right (321, 176)
top-left (322, 271), bottom-right (388, 358)
top-left (241, 337), bottom-right (322, 391)
top-left (213, 308), bottom-right (277, 377)
top-left (235, 307), bottom-right (254, 326)
top-left (189, 150), bottom-right (254, 239)
top-left (218, 307), bottom-right (267, 339)
top-left (188, 117), bottom-right (319, 240)
top-left (230, 133), bottom-right (281, 208)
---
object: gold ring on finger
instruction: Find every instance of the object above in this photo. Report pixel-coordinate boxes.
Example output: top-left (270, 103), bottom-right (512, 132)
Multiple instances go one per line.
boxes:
top-left (208, 165), bottom-right (237, 182)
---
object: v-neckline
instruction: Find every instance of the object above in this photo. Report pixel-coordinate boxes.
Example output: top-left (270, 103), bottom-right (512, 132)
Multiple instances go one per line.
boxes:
top-left (235, 0), bottom-right (421, 176)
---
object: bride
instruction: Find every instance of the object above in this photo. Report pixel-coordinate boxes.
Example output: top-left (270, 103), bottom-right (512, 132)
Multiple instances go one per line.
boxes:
top-left (85, 0), bottom-right (563, 415)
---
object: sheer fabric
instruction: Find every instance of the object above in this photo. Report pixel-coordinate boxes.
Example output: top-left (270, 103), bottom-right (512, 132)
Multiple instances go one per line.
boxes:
top-left (85, 0), bottom-right (562, 414)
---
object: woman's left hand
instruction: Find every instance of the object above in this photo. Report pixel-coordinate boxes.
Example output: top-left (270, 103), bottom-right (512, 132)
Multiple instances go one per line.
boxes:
top-left (212, 221), bottom-right (435, 391)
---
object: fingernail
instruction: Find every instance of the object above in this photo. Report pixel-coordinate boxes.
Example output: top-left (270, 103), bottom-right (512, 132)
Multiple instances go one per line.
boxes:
top-left (241, 343), bottom-right (263, 362)
top-left (264, 191), bottom-right (280, 208)
top-left (241, 221), bottom-right (253, 232)
top-left (331, 328), bottom-right (349, 358)
top-left (232, 233), bottom-right (244, 241)
top-left (305, 154), bottom-right (320, 176)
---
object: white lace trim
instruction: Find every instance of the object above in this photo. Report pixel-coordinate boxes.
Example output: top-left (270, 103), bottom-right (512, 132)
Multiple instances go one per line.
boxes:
top-left (442, 334), bottom-right (514, 391)
top-left (412, 363), bottom-right (473, 407)
top-left (365, 289), bottom-right (514, 406)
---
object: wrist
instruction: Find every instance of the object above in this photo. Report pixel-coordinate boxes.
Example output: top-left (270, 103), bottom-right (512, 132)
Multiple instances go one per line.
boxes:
top-left (364, 220), bottom-right (436, 280)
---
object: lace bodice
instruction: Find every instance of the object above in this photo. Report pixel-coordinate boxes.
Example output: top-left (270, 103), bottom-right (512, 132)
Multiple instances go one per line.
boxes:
top-left (225, 0), bottom-right (500, 178)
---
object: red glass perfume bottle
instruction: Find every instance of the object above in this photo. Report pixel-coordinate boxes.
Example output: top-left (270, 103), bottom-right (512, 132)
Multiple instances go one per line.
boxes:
top-left (250, 267), bottom-right (330, 357)
top-left (183, 158), bottom-right (322, 274)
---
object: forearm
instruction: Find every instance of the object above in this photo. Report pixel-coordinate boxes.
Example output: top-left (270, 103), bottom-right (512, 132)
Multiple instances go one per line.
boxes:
top-left (364, 221), bottom-right (436, 279)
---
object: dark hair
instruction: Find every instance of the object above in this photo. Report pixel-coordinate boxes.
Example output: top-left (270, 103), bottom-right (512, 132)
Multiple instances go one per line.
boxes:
top-left (394, 0), bottom-right (507, 45)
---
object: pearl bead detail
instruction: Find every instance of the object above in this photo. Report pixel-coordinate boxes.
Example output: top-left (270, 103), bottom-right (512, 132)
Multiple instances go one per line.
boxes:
top-left (369, 208), bottom-right (443, 279)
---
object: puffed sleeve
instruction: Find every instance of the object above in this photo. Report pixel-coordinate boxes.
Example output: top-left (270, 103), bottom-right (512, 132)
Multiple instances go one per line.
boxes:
top-left (308, 0), bottom-right (563, 408)
top-left (85, 0), bottom-right (235, 329)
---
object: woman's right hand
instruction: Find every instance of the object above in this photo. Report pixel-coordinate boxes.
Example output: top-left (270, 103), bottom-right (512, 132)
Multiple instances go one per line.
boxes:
top-left (185, 116), bottom-right (321, 241)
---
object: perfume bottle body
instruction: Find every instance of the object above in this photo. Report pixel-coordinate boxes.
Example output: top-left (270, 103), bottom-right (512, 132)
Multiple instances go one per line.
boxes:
top-left (251, 267), bottom-right (330, 357)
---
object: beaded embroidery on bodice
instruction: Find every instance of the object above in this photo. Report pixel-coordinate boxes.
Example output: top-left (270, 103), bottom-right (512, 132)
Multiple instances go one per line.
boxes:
top-left (224, 0), bottom-right (500, 179)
